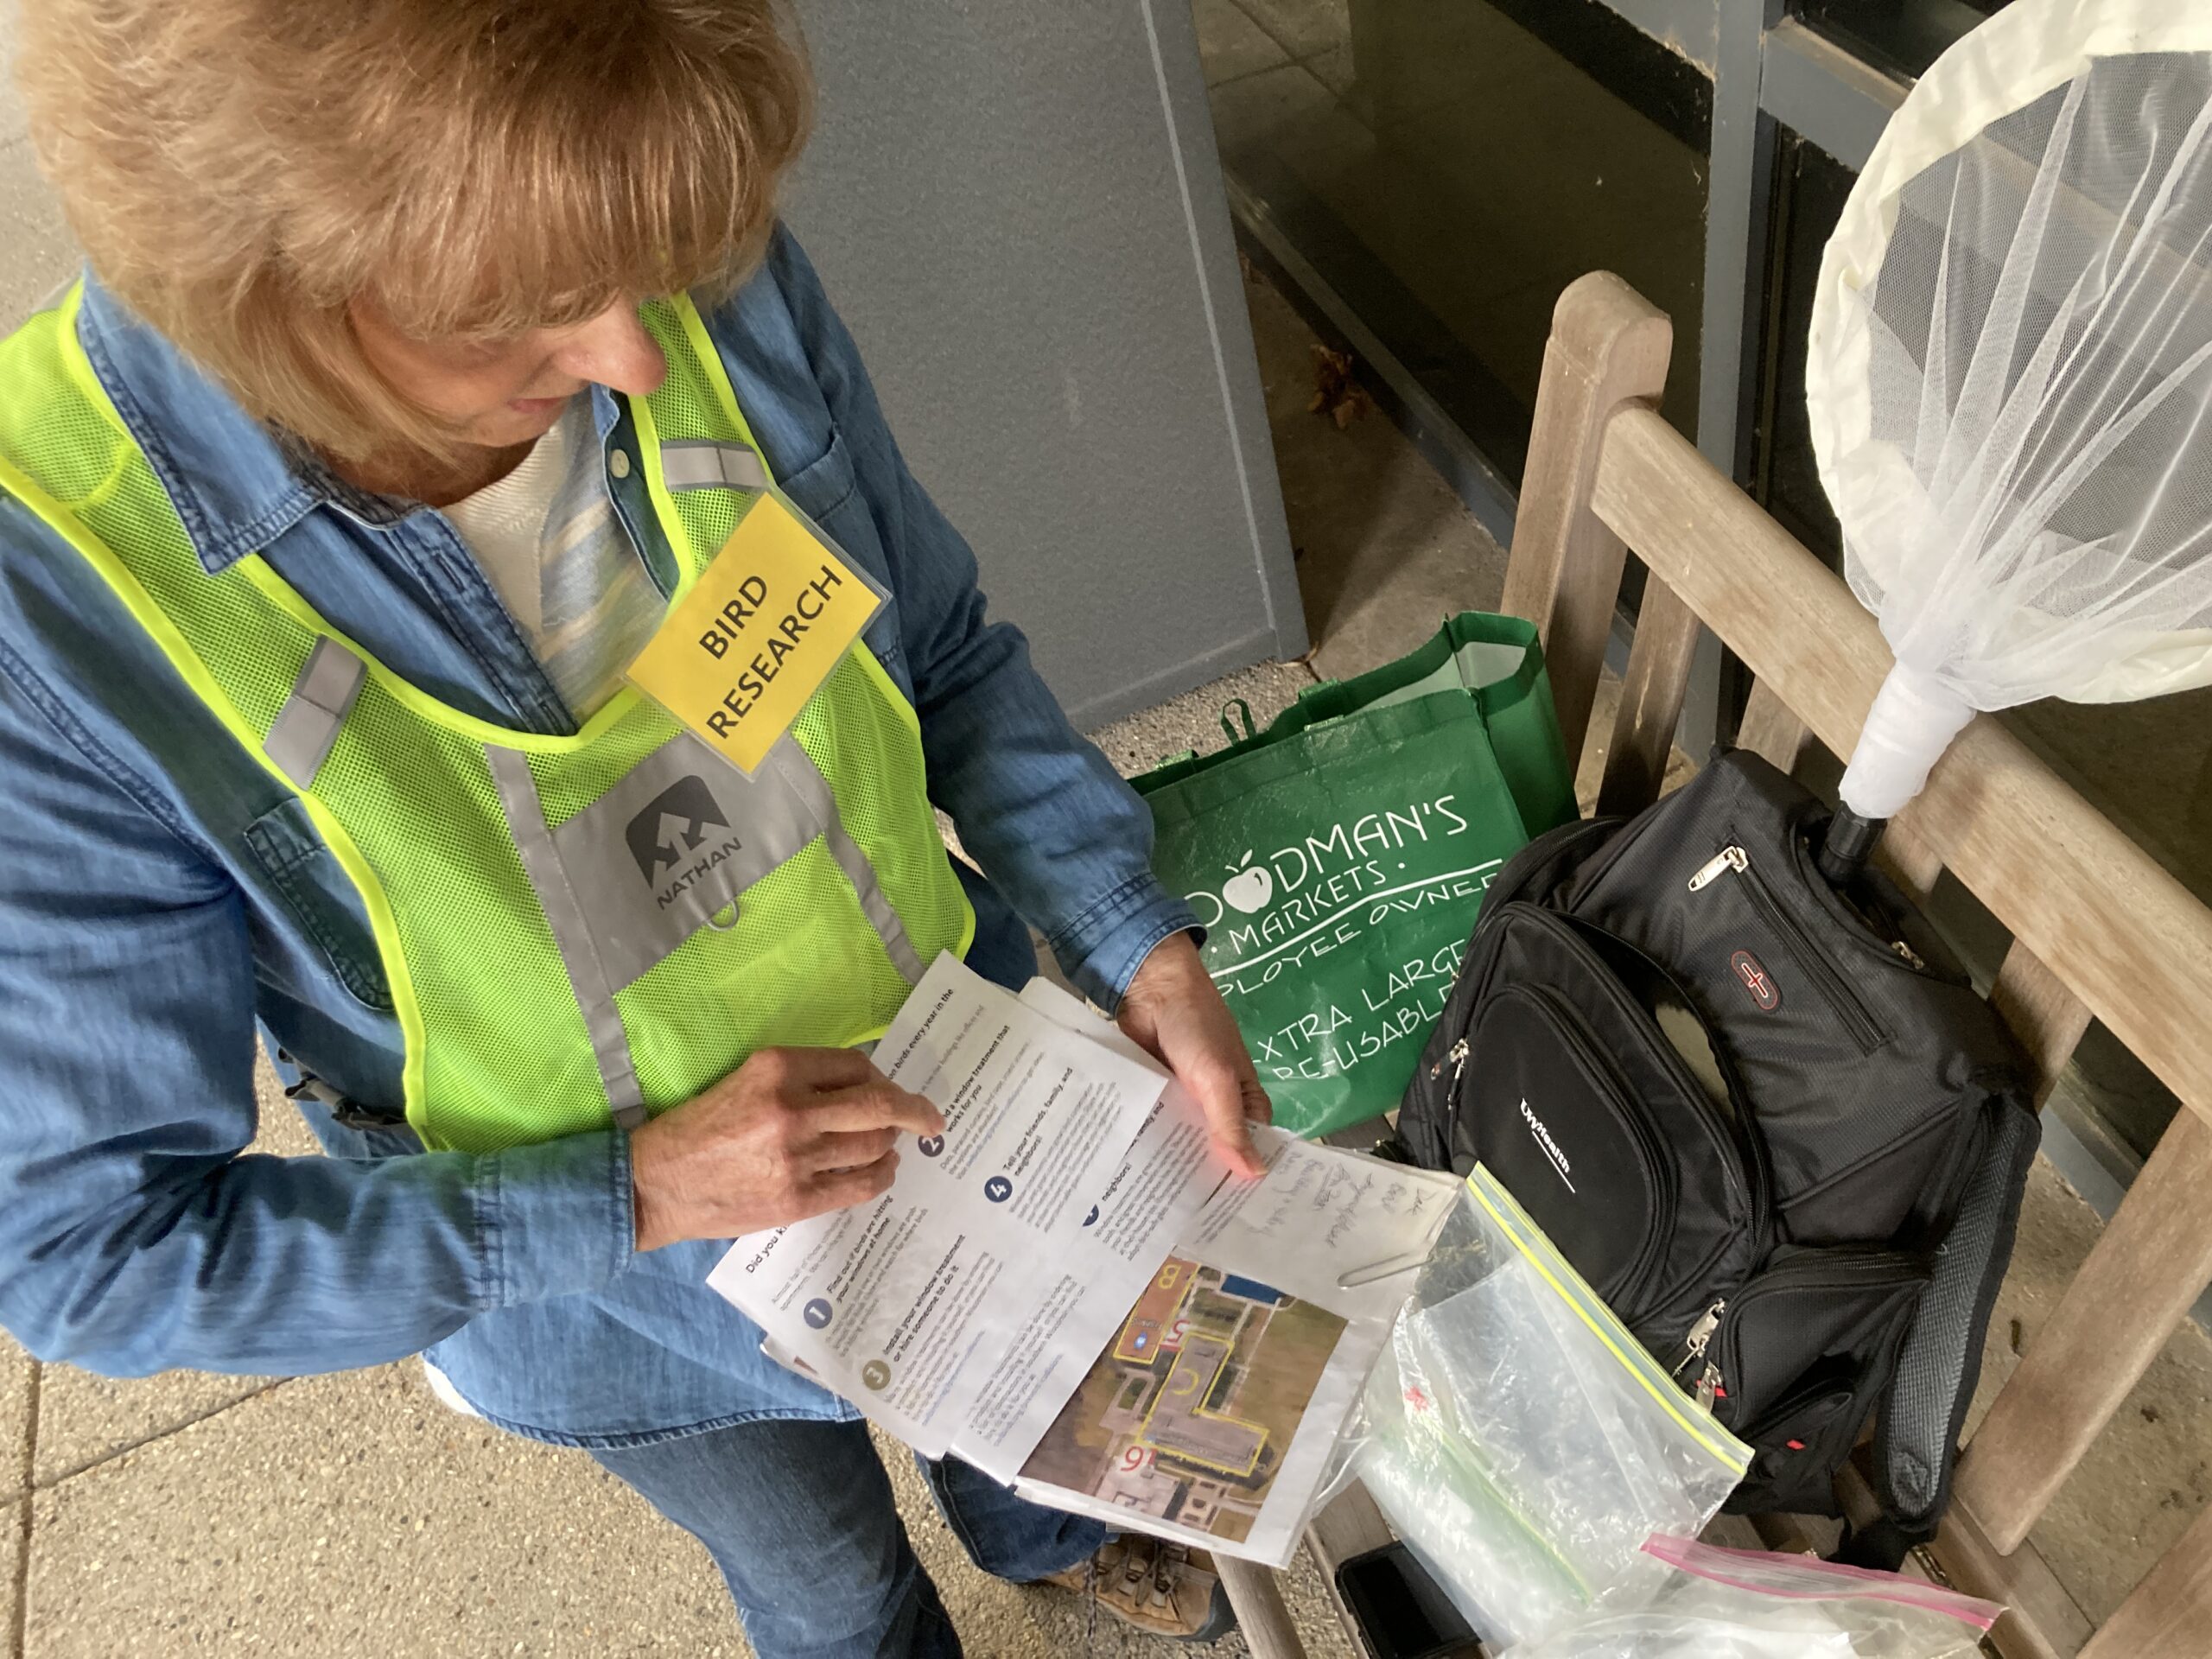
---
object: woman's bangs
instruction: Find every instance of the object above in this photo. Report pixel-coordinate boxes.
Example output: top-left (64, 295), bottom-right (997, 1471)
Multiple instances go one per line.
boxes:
top-left (371, 42), bottom-right (784, 345)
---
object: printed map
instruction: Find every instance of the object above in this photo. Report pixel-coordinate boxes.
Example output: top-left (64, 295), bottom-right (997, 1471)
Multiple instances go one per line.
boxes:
top-left (1019, 1255), bottom-right (1345, 1544)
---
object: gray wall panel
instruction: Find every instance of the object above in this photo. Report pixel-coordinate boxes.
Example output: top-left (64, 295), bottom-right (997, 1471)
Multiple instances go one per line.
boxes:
top-left (782, 1), bottom-right (1302, 731)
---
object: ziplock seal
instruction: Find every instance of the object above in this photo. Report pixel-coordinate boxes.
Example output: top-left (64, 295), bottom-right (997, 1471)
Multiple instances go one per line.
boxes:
top-left (1467, 1166), bottom-right (1751, 1475)
top-left (1641, 1535), bottom-right (2001, 1630)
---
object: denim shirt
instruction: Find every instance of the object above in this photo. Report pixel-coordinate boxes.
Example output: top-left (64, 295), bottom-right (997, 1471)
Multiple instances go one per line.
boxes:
top-left (0, 227), bottom-right (1198, 1446)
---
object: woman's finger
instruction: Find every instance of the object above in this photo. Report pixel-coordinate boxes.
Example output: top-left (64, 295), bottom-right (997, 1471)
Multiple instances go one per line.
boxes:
top-left (1185, 1056), bottom-right (1267, 1179)
top-left (804, 1125), bottom-right (902, 1173)
top-left (800, 1148), bottom-right (900, 1217)
top-left (804, 1082), bottom-right (945, 1139)
top-left (1241, 1074), bottom-right (1274, 1127)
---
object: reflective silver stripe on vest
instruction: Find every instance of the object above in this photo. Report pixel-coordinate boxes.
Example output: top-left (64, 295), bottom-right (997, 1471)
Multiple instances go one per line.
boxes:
top-left (486, 747), bottom-right (651, 1132)
top-left (659, 441), bottom-right (770, 494)
top-left (487, 728), bottom-right (926, 1127)
top-left (760, 736), bottom-right (928, 985)
top-left (266, 638), bottom-right (367, 787)
top-left (545, 730), bottom-right (817, 992)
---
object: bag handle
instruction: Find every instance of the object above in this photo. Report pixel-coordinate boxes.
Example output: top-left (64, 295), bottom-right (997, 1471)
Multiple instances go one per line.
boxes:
top-left (1218, 698), bottom-right (1257, 745)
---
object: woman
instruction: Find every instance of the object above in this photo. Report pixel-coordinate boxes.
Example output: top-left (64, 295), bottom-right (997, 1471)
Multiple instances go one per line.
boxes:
top-left (0, 3), bottom-right (1270, 1653)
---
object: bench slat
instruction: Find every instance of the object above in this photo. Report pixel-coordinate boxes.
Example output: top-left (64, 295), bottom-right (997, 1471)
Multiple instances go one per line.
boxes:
top-left (1957, 1109), bottom-right (2212, 1553)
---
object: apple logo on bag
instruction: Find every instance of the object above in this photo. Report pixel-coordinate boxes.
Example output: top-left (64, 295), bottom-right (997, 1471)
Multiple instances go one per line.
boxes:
top-left (1221, 850), bottom-right (1274, 914)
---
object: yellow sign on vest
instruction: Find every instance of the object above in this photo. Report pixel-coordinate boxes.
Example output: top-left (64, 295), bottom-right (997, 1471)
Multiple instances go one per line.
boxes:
top-left (628, 492), bottom-right (885, 773)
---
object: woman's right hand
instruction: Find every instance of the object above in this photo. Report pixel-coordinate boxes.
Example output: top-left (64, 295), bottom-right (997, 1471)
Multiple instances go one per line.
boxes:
top-left (629, 1046), bottom-right (944, 1252)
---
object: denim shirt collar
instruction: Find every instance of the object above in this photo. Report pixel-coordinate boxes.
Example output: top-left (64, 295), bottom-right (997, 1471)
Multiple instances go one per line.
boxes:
top-left (73, 273), bottom-right (626, 576)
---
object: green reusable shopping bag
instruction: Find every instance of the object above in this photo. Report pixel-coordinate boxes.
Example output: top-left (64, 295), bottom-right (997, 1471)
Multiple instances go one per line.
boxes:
top-left (1134, 613), bottom-right (1576, 1139)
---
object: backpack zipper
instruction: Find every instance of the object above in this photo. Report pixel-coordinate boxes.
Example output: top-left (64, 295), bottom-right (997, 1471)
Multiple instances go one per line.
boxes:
top-left (1670, 1248), bottom-right (1929, 1421)
top-left (1687, 843), bottom-right (1883, 1051)
top-left (1703, 1248), bottom-right (1931, 1426)
top-left (1670, 1300), bottom-right (1726, 1411)
top-left (1427, 1037), bottom-right (1470, 1087)
top-left (1694, 1362), bottom-right (1721, 1411)
top-left (1672, 1298), bottom-right (1726, 1381)
top-left (1686, 846), bottom-right (1747, 892)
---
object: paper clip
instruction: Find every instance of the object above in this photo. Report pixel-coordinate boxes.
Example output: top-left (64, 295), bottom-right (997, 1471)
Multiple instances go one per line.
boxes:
top-left (1337, 1247), bottom-right (1433, 1291)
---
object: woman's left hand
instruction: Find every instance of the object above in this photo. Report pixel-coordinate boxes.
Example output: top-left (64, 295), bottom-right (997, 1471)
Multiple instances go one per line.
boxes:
top-left (1117, 931), bottom-right (1272, 1180)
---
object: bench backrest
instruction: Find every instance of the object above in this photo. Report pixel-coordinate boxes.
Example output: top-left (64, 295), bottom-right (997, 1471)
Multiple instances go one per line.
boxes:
top-left (1504, 271), bottom-right (2212, 1659)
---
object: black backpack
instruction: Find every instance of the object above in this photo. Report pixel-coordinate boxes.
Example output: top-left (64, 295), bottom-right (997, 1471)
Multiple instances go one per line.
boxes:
top-left (1389, 749), bottom-right (2038, 1545)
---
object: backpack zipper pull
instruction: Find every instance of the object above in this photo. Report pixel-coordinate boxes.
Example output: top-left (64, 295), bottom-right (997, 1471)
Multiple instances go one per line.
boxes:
top-left (1688, 846), bottom-right (1748, 892)
top-left (1892, 938), bottom-right (1926, 970)
top-left (1694, 1362), bottom-right (1721, 1411)
top-left (1671, 1299), bottom-right (1727, 1376)
top-left (1428, 1037), bottom-right (1470, 1085)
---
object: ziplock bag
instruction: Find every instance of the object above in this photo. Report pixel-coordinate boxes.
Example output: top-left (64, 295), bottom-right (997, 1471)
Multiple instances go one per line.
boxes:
top-left (1497, 1535), bottom-right (2002, 1658)
top-left (1347, 1166), bottom-right (1750, 1648)
top-left (1132, 614), bottom-right (1576, 1139)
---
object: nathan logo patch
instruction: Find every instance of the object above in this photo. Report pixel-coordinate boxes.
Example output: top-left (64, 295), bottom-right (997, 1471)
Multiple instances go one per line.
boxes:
top-left (551, 734), bottom-right (801, 992)
top-left (1732, 949), bottom-right (1782, 1012)
top-left (625, 776), bottom-right (740, 890)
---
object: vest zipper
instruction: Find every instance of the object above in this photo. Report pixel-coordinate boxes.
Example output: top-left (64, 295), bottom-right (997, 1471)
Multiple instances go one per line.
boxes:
top-left (1688, 843), bottom-right (1883, 1051)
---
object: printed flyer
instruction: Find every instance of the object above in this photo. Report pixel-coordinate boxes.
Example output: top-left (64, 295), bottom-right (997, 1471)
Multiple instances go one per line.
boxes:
top-left (710, 955), bottom-right (1459, 1563)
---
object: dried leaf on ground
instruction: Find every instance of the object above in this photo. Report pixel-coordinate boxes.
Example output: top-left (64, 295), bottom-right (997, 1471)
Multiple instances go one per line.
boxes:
top-left (1308, 344), bottom-right (1371, 429)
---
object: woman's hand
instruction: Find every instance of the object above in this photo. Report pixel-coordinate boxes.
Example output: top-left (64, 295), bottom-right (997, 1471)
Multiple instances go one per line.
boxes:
top-left (1117, 931), bottom-right (1272, 1180)
top-left (629, 1047), bottom-right (944, 1252)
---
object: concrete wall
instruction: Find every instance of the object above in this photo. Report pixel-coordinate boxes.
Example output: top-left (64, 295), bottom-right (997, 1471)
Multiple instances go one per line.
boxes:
top-left (784, 0), bottom-right (1303, 730)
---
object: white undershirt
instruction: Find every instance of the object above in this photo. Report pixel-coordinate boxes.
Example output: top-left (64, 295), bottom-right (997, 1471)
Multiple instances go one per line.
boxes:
top-left (444, 399), bottom-right (663, 720)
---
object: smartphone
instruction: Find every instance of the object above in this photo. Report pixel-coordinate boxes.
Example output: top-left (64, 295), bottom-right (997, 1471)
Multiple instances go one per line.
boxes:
top-left (1333, 1541), bottom-right (1483, 1659)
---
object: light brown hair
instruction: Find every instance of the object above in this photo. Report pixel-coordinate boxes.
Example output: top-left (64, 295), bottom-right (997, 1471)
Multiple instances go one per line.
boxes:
top-left (15, 0), bottom-right (812, 460)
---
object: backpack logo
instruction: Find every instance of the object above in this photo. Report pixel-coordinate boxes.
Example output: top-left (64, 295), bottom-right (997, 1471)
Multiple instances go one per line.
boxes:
top-left (1732, 949), bottom-right (1782, 1012)
top-left (624, 777), bottom-right (741, 906)
top-left (1520, 1098), bottom-right (1576, 1192)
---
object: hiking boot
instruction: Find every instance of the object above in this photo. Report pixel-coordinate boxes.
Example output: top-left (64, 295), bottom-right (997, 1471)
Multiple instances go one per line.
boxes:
top-left (1038, 1535), bottom-right (1236, 1643)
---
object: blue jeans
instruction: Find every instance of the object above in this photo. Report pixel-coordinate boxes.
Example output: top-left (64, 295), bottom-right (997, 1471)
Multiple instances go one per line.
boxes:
top-left (590, 1418), bottom-right (1108, 1658)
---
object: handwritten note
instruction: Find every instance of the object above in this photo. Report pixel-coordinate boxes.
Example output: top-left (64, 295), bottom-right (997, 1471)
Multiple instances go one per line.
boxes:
top-left (1183, 1128), bottom-right (1458, 1316)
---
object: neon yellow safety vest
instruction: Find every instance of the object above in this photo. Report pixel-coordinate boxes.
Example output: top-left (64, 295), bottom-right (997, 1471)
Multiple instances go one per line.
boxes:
top-left (0, 286), bottom-right (975, 1153)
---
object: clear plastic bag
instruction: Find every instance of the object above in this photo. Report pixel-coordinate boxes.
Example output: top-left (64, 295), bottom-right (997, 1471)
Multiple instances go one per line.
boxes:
top-left (1497, 1535), bottom-right (2002, 1658)
top-left (1346, 1168), bottom-right (1751, 1649)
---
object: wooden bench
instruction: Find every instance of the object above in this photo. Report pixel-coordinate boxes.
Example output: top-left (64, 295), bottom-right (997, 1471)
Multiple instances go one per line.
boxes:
top-left (1220, 270), bottom-right (2212, 1659)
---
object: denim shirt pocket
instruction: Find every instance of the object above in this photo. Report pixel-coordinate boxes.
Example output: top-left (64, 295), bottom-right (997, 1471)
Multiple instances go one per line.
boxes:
top-left (241, 795), bottom-right (393, 1012)
top-left (779, 430), bottom-right (909, 696)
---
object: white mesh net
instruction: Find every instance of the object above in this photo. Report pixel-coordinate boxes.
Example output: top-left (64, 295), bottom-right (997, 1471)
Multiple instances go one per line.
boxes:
top-left (1808, 3), bottom-right (2212, 817)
